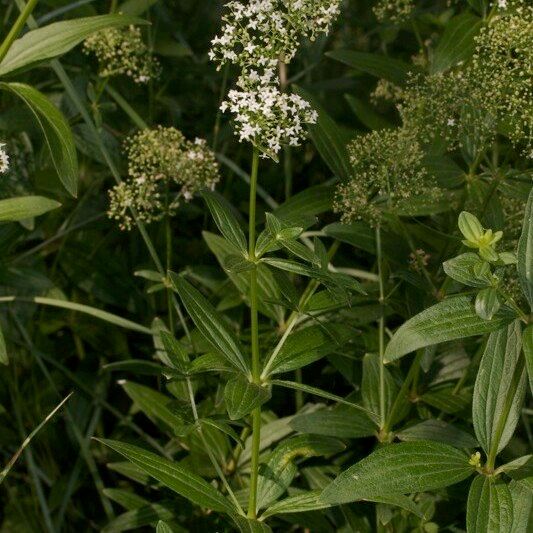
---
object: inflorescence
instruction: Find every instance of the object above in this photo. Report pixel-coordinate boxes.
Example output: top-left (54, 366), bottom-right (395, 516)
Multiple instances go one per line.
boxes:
top-left (108, 127), bottom-right (220, 230)
top-left (334, 128), bottom-right (440, 225)
top-left (0, 143), bottom-right (9, 174)
top-left (209, 0), bottom-right (341, 157)
top-left (373, 0), bottom-right (414, 23)
top-left (84, 26), bottom-right (160, 84)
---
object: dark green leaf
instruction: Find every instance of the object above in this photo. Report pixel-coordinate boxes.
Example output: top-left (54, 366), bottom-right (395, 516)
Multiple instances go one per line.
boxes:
top-left (466, 476), bottom-right (513, 533)
top-left (523, 325), bottom-right (533, 395)
top-left (397, 419), bottom-right (478, 448)
top-left (224, 376), bottom-right (271, 420)
top-left (321, 441), bottom-right (474, 504)
top-left (102, 501), bottom-right (177, 533)
top-left (475, 288), bottom-right (500, 320)
top-left (96, 439), bottom-right (235, 514)
top-left (261, 490), bottom-right (330, 519)
top-left (384, 295), bottom-right (514, 363)
top-left (517, 188), bottom-right (533, 310)
top-left (0, 196), bottom-right (61, 222)
top-left (443, 253), bottom-right (490, 288)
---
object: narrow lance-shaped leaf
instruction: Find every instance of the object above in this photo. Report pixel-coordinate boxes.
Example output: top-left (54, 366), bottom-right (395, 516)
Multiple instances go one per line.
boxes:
top-left (0, 83), bottom-right (78, 197)
top-left (472, 321), bottom-right (526, 456)
top-left (0, 322), bottom-right (7, 365)
top-left (202, 190), bottom-right (247, 254)
top-left (0, 14), bottom-right (145, 76)
top-left (0, 196), bottom-right (61, 222)
top-left (320, 441), bottom-right (475, 504)
top-left (523, 325), bottom-right (533, 395)
top-left (517, 188), bottom-right (533, 310)
top-left (466, 476), bottom-right (513, 533)
top-left (169, 274), bottom-right (249, 375)
top-left (224, 376), bottom-right (271, 420)
top-left (384, 295), bottom-right (514, 363)
top-left (96, 439), bottom-right (235, 514)
top-left (102, 502), bottom-right (177, 533)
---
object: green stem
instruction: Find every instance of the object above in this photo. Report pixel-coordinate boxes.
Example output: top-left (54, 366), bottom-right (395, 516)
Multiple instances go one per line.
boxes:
top-left (0, 0), bottom-right (39, 64)
top-left (247, 147), bottom-right (261, 519)
top-left (376, 224), bottom-right (386, 430)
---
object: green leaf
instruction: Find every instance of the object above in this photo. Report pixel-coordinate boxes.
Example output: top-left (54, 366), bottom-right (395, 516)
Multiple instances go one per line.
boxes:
top-left (361, 353), bottom-right (397, 423)
top-left (102, 501), bottom-right (177, 533)
top-left (0, 82), bottom-right (78, 197)
top-left (384, 295), bottom-right (514, 363)
top-left (293, 86), bottom-right (353, 181)
top-left (156, 520), bottom-right (178, 533)
top-left (509, 480), bottom-right (532, 533)
top-left (466, 476), bottom-right (513, 533)
top-left (270, 380), bottom-right (374, 417)
top-left (120, 0), bottom-right (159, 16)
top-left (102, 488), bottom-right (148, 510)
top-left (96, 439), bottom-right (235, 514)
top-left (396, 419), bottom-right (478, 448)
top-left (517, 188), bottom-right (533, 310)
top-left (202, 191), bottom-right (247, 254)
top-left (261, 490), bottom-right (330, 519)
top-left (475, 288), bottom-right (500, 320)
top-left (231, 515), bottom-right (272, 533)
top-left (0, 14), bottom-right (144, 76)
top-left (326, 50), bottom-right (412, 85)
top-left (121, 382), bottom-right (188, 436)
top-left (290, 406), bottom-right (377, 438)
top-left (257, 435), bottom-right (345, 511)
top-left (443, 253), bottom-right (490, 288)
top-left (430, 14), bottom-right (482, 73)
top-left (0, 323), bottom-right (6, 365)
top-left (320, 441), bottom-right (474, 504)
top-left (0, 196), bottom-right (61, 223)
top-left (268, 324), bottom-right (351, 375)
top-left (159, 331), bottom-right (189, 372)
top-left (345, 94), bottom-right (392, 131)
top-left (103, 360), bottom-right (168, 376)
top-left (523, 325), bottom-right (533, 395)
top-left (169, 274), bottom-right (249, 375)
top-left (473, 321), bottom-right (526, 455)
top-left (224, 376), bottom-right (271, 420)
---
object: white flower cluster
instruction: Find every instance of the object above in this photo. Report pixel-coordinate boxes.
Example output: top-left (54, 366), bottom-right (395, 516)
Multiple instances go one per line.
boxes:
top-left (0, 143), bottom-right (9, 174)
top-left (210, 0), bottom-right (341, 158)
top-left (221, 79), bottom-right (318, 157)
top-left (209, 0), bottom-right (341, 69)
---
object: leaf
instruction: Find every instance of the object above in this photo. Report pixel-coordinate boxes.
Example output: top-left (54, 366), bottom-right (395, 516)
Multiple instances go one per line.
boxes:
top-left (96, 439), bottom-right (235, 514)
top-left (0, 196), bottom-right (61, 223)
top-left (293, 86), bottom-right (353, 181)
top-left (397, 419), bottom-right (478, 448)
top-left (268, 324), bottom-right (351, 375)
top-left (231, 515), bottom-right (272, 533)
top-left (475, 288), bottom-right (500, 320)
top-left (261, 490), bottom-right (330, 519)
top-left (384, 295), bottom-right (515, 363)
top-left (159, 331), bottom-right (189, 372)
top-left (120, 0), bottom-right (160, 16)
top-left (509, 480), bottom-right (533, 533)
top-left (517, 188), bottom-right (533, 310)
top-left (121, 382), bottom-right (188, 436)
top-left (0, 323), bottom-right (6, 365)
top-left (103, 360), bottom-right (168, 376)
top-left (345, 94), bottom-right (392, 131)
top-left (202, 191), bottom-right (247, 254)
top-left (466, 476), bottom-right (513, 533)
top-left (473, 321), bottom-right (526, 455)
top-left (430, 14), bottom-right (482, 73)
top-left (257, 435), bottom-right (345, 511)
top-left (224, 376), bottom-right (271, 420)
top-left (102, 502), bottom-right (177, 533)
top-left (443, 253), bottom-right (490, 288)
top-left (326, 50), bottom-right (412, 85)
top-left (320, 441), bottom-right (474, 504)
top-left (0, 83), bottom-right (78, 197)
top-left (156, 520), bottom-right (177, 533)
top-left (523, 325), bottom-right (533, 395)
top-left (270, 380), bottom-right (374, 417)
top-left (0, 14), bottom-right (144, 76)
top-left (361, 353), bottom-right (397, 423)
top-left (366, 494), bottom-right (426, 519)
top-left (290, 406), bottom-right (376, 438)
top-left (169, 274), bottom-right (249, 375)
top-left (102, 488), bottom-right (148, 510)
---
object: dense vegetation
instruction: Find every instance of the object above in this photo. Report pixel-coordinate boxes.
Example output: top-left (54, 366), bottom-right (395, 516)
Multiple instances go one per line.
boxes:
top-left (0, 0), bottom-right (531, 532)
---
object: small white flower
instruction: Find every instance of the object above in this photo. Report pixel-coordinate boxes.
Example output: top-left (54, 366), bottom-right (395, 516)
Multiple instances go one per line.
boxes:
top-left (0, 143), bottom-right (9, 174)
top-left (447, 118), bottom-right (456, 126)
top-left (497, 0), bottom-right (507, 8)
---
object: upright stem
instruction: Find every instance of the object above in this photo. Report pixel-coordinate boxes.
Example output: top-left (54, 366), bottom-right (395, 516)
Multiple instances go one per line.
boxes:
top-left (376, 224), bottom-right (386, 430)
top-left (247, 147), bottom-right (261, 518)
top-left (0, 0), bottom-right (39, 64)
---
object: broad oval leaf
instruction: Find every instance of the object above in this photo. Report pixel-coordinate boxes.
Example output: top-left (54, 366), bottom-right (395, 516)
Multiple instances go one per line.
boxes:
top-left (96, 439), bottom-right (235, 514)
top-left (466, 476), bottom-right (513, 533)
top-left (169, 274), bottom-right (249, 375)
top-left (396, 419), bottom-right (478, 449)
top-left (0, 82), bottom-right (78, 197)
top-left (224, 376), bottom-right (271, 420)
top-left (0, 196), bottom-right (60, 222)
top-left (443, 253), bottom-right (489, 288)
top-left (0, 14), bottom-right (144, 76)
top-left (320, 441), bottom-right (474, 504)
top-left (473, 321), bottom-right (526, 455)
top-left (384, 295), bottom-right (515, 363)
